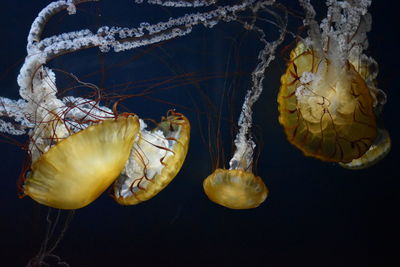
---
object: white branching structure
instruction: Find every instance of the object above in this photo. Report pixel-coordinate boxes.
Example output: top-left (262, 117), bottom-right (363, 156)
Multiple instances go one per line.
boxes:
top-left (229, 1), bottom-right (285, 171)
top-left (0, 0), bottom-right (254, 127)
top-left (0, 0), bottom-right (385, 172)
top-left (0, 0), bottom-right (279, 163)
top-left (1, 0), bottom-right (266, 129)
top-left (134, 0), bottom-right (216, 7)
top-left (298, 0), bottom-right (385, 108)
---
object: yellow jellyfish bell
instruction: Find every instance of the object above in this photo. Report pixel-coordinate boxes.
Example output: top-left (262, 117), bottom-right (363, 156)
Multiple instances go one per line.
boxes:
top-left (24, 115), bottom-right (140, 209)
top-left (278, 42), bottom-right (377, 163)
top-left (339, 128), bottom-right (391, 169)
top-left (203, 168), bottom-right (268, 210)
top-left (113, 111), bottom-right (190, 205)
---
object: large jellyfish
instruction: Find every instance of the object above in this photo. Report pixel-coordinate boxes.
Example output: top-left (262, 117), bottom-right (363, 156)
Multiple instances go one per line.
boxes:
top-left (277, 0), bottom-right (389, 165)
top-left (25, 115), bottom-right (140, 209)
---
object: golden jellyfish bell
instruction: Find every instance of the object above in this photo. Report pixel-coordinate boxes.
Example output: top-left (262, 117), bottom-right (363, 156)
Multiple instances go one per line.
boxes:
top-left (112, 111), bottom-right (190, 205)
top-left (24, 115), bottom-right (140, 209)
top-left (339, 128), bottom-right (391, 169)
top-left (277, 42), bottom-right (377, 163)
top-left (203, 169), bottom-right (268, 210)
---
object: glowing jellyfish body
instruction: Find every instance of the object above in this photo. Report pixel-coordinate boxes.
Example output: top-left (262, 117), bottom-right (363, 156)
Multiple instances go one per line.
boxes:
top-left (340, 128), bottom-right (391, 169)
top-left (24, 116), bottom-right (140, 209)
top-left (203, 169), bottom-right (268, 209)
top-left (113, 112), bottom-right (190, 205)
top-left (202, 12), bottom-right (283, 209)
top-left (278, 42), bottom-right (377, 162)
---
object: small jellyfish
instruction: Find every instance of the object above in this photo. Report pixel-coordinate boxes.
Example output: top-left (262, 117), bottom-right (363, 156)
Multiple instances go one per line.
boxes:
top-left (23, 115), bottom-right (140, 209)
top-left (203, 4), bottom-right (286, 209)
top-left (203, 168), bottom-right (268, 210)
top-left (112, 111), bottom-right (190, 205)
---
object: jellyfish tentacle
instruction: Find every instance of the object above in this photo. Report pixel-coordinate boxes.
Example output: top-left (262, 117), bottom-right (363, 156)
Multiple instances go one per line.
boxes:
top-left (26, 208), bottom-right (75, 267)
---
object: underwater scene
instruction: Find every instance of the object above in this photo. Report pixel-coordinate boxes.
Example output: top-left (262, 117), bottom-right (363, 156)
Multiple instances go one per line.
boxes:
top-left (0, 1), bottom-right (398, 266)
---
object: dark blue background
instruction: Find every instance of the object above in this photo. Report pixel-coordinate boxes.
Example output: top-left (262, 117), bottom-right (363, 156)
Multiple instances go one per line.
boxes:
top-left (0, 1), bottom-right (398, 266)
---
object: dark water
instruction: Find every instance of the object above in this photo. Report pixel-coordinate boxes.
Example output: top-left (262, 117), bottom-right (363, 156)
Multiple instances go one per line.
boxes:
top-left (0, 1), bottom-right (398, 266)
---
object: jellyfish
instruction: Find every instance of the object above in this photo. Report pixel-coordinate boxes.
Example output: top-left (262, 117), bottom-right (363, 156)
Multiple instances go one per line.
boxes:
top-left (23, 115), bottom-right (140, 209)
top-left (113, 111), bottom-right (190, 205)
top-left (277, 0), bottom-right (384, 163)
top-left (203, 3), bottom-right (287, 209)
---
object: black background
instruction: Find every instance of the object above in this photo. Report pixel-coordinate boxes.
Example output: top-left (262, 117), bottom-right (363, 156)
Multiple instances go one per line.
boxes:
top-left (0, 1), bottom-right (398, 266)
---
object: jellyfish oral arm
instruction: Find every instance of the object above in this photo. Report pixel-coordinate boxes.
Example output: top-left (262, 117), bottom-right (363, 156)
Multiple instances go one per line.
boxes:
top-left (0, 97), bottom-right (33, 135)
top-left (134, 0), bottom-right (216, 7)
top-left (230, 12), bottom-right (286, 171)
top-left (299, 0), bottom-right (372, 65)
top-left (14, 0), bottom-right (273, 139)
top-left (1, 0), bottom-right (269, 149)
